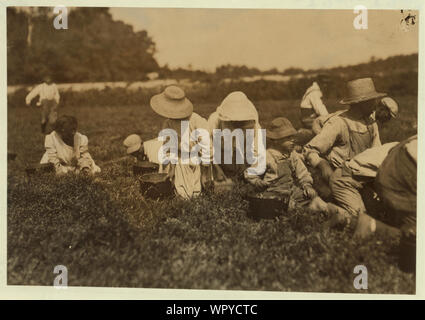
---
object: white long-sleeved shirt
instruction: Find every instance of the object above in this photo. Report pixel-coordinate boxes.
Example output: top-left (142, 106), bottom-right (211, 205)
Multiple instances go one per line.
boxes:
top-left (40, 131), bottom-right (100, 175)
top-left (25, 82), bottom-right (60, 105)
top-left (300, 82), bottom-right (328, 117)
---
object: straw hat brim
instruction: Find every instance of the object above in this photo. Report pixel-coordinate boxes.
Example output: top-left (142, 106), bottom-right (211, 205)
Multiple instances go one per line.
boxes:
top-left (150, 93), bottom-right (193, 119)
top-left (339, 92), bottom-right (387, 105)
top-left (267, 127), bottom-right (297, 140)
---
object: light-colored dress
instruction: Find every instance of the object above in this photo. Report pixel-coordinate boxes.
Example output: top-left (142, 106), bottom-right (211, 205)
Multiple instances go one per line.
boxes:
top-left (40, 131), bottom-right (101, 175)
top-left (159, 112), bottom-right (211, 199)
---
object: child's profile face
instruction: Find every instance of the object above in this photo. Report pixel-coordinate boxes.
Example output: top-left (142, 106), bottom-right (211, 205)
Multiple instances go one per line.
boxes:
top-left (280, 136), bottom-right (296, 154)
top-left (375, 104), bottom-right (392, 123)
top-left (130, 147), bottom-right (145, 161)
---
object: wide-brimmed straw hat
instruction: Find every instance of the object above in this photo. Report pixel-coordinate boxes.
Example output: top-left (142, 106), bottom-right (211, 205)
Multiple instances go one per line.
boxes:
top-left (217, 91), bottom-right (259, 122)
top-left (150, 86), bottom-right (193, 119)
top-left (340, 78), bottom-right (386, 105)
top-left (123, 134), bottom-right (142, 154)
top-left (266, 117), bottom-right (297, 140)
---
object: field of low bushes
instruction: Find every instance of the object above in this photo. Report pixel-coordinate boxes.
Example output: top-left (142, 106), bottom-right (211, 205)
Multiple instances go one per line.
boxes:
top-left (7, 95), bottom-right (417, 293)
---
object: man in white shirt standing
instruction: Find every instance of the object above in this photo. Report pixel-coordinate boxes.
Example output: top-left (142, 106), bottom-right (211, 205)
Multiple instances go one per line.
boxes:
top-left (25, 75), bottom-right (60, 134)
top-left (300, 74), bottom-right (330, 129)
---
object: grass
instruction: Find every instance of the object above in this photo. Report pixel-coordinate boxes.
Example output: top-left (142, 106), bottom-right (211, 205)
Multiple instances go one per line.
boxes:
top-left (7, 96), bottom-right (417, 293)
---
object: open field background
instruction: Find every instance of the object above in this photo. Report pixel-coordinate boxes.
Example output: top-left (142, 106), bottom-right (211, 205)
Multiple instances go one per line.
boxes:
top-left (7, 93), bottom-right (417, 293)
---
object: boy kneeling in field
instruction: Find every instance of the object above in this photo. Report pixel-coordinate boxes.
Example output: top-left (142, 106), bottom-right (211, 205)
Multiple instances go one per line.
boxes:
top-left (123, 134), bottom-right (163, 164)
top-left (40, 115), bottom-right (101, 175)
top-left (245, 117), bottom-right (320, 211)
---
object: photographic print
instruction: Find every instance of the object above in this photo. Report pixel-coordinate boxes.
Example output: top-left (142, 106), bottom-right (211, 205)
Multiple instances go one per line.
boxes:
top-left (6, 3), bottom-right (419, 295)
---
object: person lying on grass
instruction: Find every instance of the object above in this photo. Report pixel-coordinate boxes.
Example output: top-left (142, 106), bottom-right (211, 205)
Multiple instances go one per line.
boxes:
top-left (310, 136), bottom-right (417, 273)
top-left (309, 141), bottom-right (399, 233)
top-left (40, 115), bottom-right (101, 175)
top-left (150, 85), bottom-right (213, 199)
top-left (245, 117), bottom-right (320, 211)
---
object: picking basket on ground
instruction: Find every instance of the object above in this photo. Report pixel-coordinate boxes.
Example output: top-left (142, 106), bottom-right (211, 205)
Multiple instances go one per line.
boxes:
top-left (245, 192), bottom-right (290, 220)
top-left (139, 172), bottom-right (173, 199)
top-left (133, 160), bottom-right (159, 176)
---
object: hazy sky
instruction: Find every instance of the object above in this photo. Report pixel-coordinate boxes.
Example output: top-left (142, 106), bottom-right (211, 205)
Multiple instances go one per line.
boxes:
top-left (109, 8), bottom-right (418, 71)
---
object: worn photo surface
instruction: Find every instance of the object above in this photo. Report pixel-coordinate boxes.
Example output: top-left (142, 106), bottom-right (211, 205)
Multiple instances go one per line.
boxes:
top-left (7, 6), bottom-right (418, 294)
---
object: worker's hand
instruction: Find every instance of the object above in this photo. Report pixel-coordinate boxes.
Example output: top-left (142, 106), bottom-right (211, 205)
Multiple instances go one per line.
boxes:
top-left (303, 184), bottom-right (317, 199)
top-left (201, 165), bottom-right (213, 189)
top-left (166, 164), bottom-right (176, 181)
top-left (252, 178), bottom-right (270, 190)
top-left (318, 160), bottom-right (333, 182)
top-left (80, 167), bottom-right (91, 175)
top-left (213, 164), bottom-right (227, 182)
top-left (70, 157), bottom-right (79, 167)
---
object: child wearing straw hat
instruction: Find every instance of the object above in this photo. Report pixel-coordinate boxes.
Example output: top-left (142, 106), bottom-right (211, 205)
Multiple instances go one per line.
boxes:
top-left (245, 117), bottom-right (319, 210)
top-left (311, 96), bottom-right (398, 135)
top-left (150, 85), bottom-right (212, 199)
top-left (40, 115), bottom-right (101, 175)
top-left (123, 134), bottom-right (163, 164)
top-left (304, 78), bottom-right (385, 184)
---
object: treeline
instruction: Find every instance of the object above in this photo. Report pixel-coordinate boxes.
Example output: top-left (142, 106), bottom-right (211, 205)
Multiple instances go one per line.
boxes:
top-left (159, 54), bottom-right (418, 81)
top-left (7, 6), bottom-right (418, 87)
top-left (7, 7), bottom-right (159, 84)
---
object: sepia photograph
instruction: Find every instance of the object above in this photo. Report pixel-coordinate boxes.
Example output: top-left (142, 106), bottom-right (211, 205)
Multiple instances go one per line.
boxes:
top-left (6, 4), bottom-right (419, 295)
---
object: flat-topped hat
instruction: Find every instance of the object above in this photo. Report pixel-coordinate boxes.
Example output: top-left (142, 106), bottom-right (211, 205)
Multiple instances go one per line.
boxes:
top-left (123, 134), bottom-right (142, 154)
top-left (150, 86), bottom-right (193, 119)
top-left (267, 117), bottom-right (297, 140)
top-left (340, 78), bottom-right (386, 105)
top-left (217, 91), bottom-right (259, 122)
top-left (381, 97), bottom-right (398, 118)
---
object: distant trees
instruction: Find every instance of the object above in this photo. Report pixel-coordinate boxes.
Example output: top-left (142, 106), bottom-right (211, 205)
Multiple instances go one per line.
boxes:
top-left (7, 7), bottom-right (159, 84)
top-left (215, 64), bottom-right (262, 78)
top-left (7, 6), bottom-right (418, 90)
